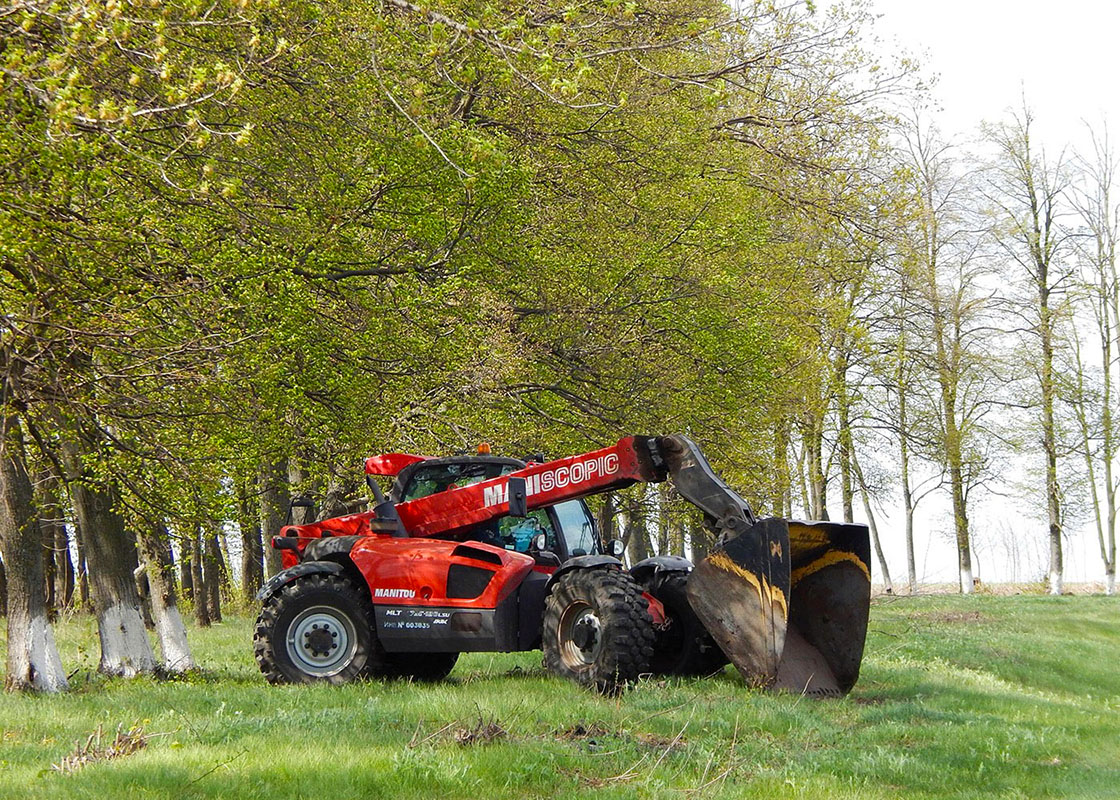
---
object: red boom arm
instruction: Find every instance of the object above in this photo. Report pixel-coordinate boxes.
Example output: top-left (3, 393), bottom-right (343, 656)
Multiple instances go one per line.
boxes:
top-left (394, 436), bottom-right (665, 538)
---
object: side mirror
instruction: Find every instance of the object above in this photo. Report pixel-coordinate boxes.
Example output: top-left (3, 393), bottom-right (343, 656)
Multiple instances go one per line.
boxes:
top-left (607, 539), bottom-right (625, 558)
top-left (508, 477), bottom-right (527, 517)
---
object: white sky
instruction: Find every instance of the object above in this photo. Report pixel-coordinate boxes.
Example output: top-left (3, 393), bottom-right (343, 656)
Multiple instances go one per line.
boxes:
top-left (868, 0), bottom-right (1116, 153)
top-left (835, 1), bottom-right (1117, 586)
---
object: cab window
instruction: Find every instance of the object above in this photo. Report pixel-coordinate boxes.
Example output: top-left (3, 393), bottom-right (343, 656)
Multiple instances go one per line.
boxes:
top-left (551, 501), bottom-right (597, 556)
top-left (401, 462), bottom-right (514, 502)
top-left (496, 510), bottom-right (556, 553)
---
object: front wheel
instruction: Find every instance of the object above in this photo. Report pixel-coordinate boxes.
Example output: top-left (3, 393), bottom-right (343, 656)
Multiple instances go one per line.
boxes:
top-left (254, 573), bottom-right (373, 684)
top-left (542, 568), bottom-right (655, 695)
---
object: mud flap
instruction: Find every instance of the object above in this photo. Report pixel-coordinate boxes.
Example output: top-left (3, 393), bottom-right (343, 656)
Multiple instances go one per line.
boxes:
top-left (685, 517), bottom-right (791, 687)
top-left (686, 518), bottom-right (871, 696)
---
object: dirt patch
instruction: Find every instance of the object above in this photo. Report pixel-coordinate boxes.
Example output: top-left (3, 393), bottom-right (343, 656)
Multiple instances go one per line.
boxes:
top-left (636, 731), bottom-right (686, 750)
top-left (453, 716), bottom-right (507, 746)
top-left (52, 723), bottom-right (148, 774)
top-left (409, 714), bottom-right (508, 748)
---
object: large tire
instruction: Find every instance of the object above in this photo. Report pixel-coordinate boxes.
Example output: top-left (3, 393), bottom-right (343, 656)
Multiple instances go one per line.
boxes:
top-left (646, 571), bottom-right (728, 676)
top-left (254, 574), bottom-right (373, 685)
top-left (542, 568), bottom-right (656, 695)
top-left (376, 651), bottom-right (459, 682)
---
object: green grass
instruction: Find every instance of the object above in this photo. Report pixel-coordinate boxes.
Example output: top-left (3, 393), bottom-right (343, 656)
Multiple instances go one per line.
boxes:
top-left (1, 595), bottom-right (1118, 799)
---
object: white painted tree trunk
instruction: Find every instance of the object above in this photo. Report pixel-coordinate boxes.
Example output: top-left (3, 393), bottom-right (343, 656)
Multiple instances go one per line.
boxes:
top-left (5, 610), bottom-right (70, 692)
top-left (138, 522), bottom-right (195, 672)
top-left (959, 566), bottom-right (974, 595)
top-left (1, 413), bottom-right (70, 693)
top-left (1049, 569), bottom-right (1063, 596)
top-left (64, 454), bottom-right (157, 678)
top-left (1106, 571), bottom-right (1116, 596)
top-left (153, 605), bottom-right (196, 673)
top-left (97, 602), bottom-right (158, 677)
top-left (25, 614), bottom-right (69, 691)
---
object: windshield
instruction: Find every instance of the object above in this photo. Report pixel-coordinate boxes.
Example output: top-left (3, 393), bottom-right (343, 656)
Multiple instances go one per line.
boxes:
top-left (552, 501), bottom-right (597, 557)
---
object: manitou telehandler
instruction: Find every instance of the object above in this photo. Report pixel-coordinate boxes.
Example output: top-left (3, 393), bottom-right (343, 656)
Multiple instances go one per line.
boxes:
top-left (254, 435), bottom-right (871, 695)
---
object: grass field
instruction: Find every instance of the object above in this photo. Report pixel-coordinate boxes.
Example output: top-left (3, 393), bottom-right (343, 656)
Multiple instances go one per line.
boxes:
top-left (1, 594), bottom-right (1118, 799)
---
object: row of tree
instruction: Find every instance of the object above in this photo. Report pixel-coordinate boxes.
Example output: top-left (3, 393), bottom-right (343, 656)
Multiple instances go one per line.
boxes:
top-left (1, 0), bottom-right (1116, 693)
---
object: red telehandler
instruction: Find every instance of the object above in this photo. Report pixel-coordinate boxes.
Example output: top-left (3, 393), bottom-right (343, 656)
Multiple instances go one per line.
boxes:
top-left (254, 435), bottom-right (871, 695)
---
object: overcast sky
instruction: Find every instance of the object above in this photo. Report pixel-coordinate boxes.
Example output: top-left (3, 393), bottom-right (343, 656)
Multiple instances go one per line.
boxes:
top-left (867, 0), bottom-right (1115, 153)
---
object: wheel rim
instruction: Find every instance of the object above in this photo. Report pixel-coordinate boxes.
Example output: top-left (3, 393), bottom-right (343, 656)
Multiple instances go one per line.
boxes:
top-left (558, 601), bottom-right (603, 669)
top-left (285, 605), bottom-right (357, 677)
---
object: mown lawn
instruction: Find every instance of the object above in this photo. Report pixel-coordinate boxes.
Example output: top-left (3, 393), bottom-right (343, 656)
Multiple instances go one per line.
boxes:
top-left (1, 594), bottom-right (1117, 799)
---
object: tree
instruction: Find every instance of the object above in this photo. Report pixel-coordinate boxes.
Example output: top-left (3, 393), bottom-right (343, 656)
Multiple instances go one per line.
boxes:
top-left (0, 411), bottom-right (67, 691)
top-left (986, 105), bottom-right (1074, 596)
top-left (893, 115), bottom-right (1008, 593)
top-left (1069, 122), bottom-right (1120, 595)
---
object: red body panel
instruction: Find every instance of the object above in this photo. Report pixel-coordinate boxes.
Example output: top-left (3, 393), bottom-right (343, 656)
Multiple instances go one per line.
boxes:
top-left (281, 436), bottom-right (656, 557)
top-left (277, 438), bottom-right (662, 610)
top-left (348, 538), bottom-right (534, 608)
top-left (364, 452), bottom-right (428, 477)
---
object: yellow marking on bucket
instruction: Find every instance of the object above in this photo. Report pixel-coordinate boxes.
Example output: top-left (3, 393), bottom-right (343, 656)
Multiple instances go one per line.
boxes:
top-left (787, 522), bottom-right (832, 551)
top-left (706, 552), bottom-right (789, 618)
top-left (791, 550), bottom-right (870, 586)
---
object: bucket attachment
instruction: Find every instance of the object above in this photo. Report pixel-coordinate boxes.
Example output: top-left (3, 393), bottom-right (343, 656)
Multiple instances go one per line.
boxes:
top-left (774, 521), bottom-right (871, 695)
top-left (634, 434), bottom-right (871, 696)
top-left (687, 518), bottom-right (871, 696)
top-left (686, 517), bottom-right (791, 686)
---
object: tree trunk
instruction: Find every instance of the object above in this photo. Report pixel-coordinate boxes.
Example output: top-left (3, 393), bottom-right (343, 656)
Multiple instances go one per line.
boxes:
top-left (204, 528), bottom-right (223, 623)
top-left (597, 492), bottom-right (616, 546)
top-left (190, 525), bottom-right (210, 627)
top-left (835, 347), bottom-right (855, 524)
top-left (623, 499), bottom-right (649, 566)
top-left (897, 381), bottom-right (918, 593)
top-left (689, 522), bottom-right (711, 561)
top-left (67, 466), bottom-right (157, 677)
top-left (238, 479), bottom-right (264, 602)
top-left (259, 459), bottom-right (288, 576)
top-left (76, 546), bottom-right (89, 609)
top-left (671, 517), bottom-right (686, 557)
top-left (125, 528), bottom-right (155, 630)
top-left (288, 458), bottom-right (316, 525)
top-left (179, 529), bottom-right (194, 602)
top-left (1040, 287), bottom-right (1064, 596)
top-left (41, 515), bottom-right (56, 617)
top-left (35, 471), bottom-right (70, 615)
top-left (852, 452), bottom-right (892, 593)
top-left (54, 521), bottom-right (74, 610)
top-left (0, 415), bottom-right (68, 692)
top-left (805, 415), bottom-right (829, 520)
top-left (656, 486), bottom-right (671, 556)
top-left (137, 522), bottom-right (196, 672)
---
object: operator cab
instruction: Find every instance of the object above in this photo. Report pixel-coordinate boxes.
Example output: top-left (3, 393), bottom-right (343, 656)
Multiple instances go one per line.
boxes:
top-left (392, 456), bottom-right (600, 560)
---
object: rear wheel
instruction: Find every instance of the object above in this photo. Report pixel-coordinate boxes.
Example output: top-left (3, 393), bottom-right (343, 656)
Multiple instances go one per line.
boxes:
top-left (543, 568), bottom-right (655, 694)
top-left (646, 571), bottom-right (728, 676)
top-left (254, 573), bottom-right (373, 685)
